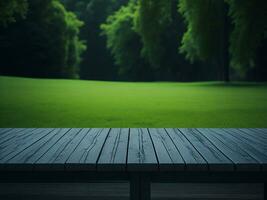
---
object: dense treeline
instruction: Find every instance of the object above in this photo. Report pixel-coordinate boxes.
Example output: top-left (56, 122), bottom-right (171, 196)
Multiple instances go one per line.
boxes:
top-left (0, 0), bottom-right (85, 78)
top-left (0, 0), bottom-right (266, 81)
top-left (0, 0), bottom-right (28, 26)
top-left (178, 0), bottom-right (267, 81)
top-left (61, 0), bottom-right (128, 80)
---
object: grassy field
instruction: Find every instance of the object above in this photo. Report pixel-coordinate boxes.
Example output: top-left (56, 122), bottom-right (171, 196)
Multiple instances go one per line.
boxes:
top-left (0, 76), bottom-right (267, 127)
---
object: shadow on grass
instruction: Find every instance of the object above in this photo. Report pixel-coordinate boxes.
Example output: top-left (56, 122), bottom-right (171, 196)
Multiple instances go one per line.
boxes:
top-left (197, 81), bottom-right (267, 88)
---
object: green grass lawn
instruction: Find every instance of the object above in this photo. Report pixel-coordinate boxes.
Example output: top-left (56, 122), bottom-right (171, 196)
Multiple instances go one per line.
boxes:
top-left (0, 76), bottom-right (267, 127)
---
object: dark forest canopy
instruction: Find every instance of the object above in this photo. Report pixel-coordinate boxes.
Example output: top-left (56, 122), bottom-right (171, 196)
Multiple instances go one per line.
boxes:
top-left (0, 0), bottom-right (266, 81)
top-left (0, 0), bottom-right (86, 78)
top-left (61, 0), bottom-right (128, 80)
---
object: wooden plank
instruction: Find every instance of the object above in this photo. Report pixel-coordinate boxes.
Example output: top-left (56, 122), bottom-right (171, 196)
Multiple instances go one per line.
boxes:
top-left (0, 128), bottom-right (16, 141)
top-left (66, 128), bottom-right (110, 171)
top-left (224, 129), bottom-right (267, 155)
top-left (6, 129), bottom-right (69, 170)
top-left (29, 129), bottom-right (70, 165)
top-left (0, 128), bottom-right (264, 174)
top-left (0, 128), bottom-right (13, 135)
top-left (165, 128), bottom-right (207, 171)
top-left (242, 129), bottom-right (267, 141)
top-left (221, 129), bottom-right (267, 171)
top-left (254, 128), bottom-right (267, 134)
top-left (0, 129), bottom-right (38, 148)
top-left (0, 128), bottom-right (34, 146)
top-left (198, 129), bottom-right (260, 171)
top-left (97, 128), bottom-right (129, 171)
top-left (180, 128), bottom-right (233, 171)
top-left (0, 129), bottom-right (40, 156)
top-left (235, 129), bottom-right (266, 147)
top-left (35, 128), bottom-right (82, 170)
top-left (244, 128), bottom-right (267, 143)
top-left (248, 128), bottom-right (267, 141)
top-left (238, 129), bottom-right (267, 154)
top-left (148, 128), bottom-right (184, 171)
top-left (53, 128), bottom-right (90, 164)
top-left (0, 129), bottom-right (50, 161)
top-left (0, 129), bottom-right (9, 133)
top-left (0, 128), bottom-right (37, 148)
top-left (127, 128), bottom-right (158, 171)
top-left (0, 129), bottom-right (54, 165)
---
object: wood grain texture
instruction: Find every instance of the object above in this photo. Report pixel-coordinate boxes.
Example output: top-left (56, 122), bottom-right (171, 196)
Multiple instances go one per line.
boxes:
top-left (149, 128), bottom-right (184, 171)
top-left (166, 128), bottom-right (207, 171)
top-left (198, 129), bottom-right (260, 171)
top-left (0, 129), bottom-right (54, 163)
top-left (66, 128), bottom-right (110, 171)
top-left (222, 129), bottom-right (267, 171)
top-left (97, 128), bottom-right (129, 171)
top-left (35, 128), bottom-right (82, 170)
top-left (9, 129), bottom-right (71, 171)
top-left (180, 128), bottom-right (234, 171)
top-left (0, 128), bottom-right (265, 173)
top-left (127, 128), bottom-right (158, 171)
top-left (0, 128), bottom-right (14, 139)
top-left (240, 129), bottom-right (267, 142)
top-left (0, 128), bottom-right (36, 147)
top-left (237, 129), bottom-right (267, 147)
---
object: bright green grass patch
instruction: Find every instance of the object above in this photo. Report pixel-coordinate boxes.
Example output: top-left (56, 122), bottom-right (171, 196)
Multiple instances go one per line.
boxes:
top-left (0, 76), bottom-right (267, 127)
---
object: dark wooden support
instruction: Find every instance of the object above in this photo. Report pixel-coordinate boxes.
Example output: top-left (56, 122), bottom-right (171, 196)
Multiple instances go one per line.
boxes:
top-left (140, 175), bottom-right (150, 200)
top-left (130, 174), bottom-right (140, 200)
top-left (130, 173), bottom-right (150, 200)
top-left (264, 182), bottom-right (267, 200)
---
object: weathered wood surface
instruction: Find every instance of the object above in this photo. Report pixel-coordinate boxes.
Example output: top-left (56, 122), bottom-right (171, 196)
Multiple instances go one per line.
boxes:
top-left (0, 128), bottom-right (266, 172)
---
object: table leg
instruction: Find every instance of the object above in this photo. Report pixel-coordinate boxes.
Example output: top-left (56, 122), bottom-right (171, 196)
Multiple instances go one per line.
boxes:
top-left (130, 174), bottom-right (150, 200)
top-left (264, 182), bottom-right (266, 200)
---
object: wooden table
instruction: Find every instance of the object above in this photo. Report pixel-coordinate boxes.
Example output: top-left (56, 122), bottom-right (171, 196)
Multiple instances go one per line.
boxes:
top-left (0, 128), bottom-right (266, 200)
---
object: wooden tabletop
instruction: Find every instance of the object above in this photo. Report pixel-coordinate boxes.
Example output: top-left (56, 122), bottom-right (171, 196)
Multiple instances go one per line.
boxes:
top-left (0, 128), bottom-right (266, 172)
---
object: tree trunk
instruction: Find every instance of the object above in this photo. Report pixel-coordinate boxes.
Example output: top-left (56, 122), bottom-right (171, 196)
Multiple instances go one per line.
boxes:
top-left (220, 0), bottom-right (230, 82)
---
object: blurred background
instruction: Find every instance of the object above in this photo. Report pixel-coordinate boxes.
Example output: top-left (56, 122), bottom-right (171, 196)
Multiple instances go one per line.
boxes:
top-left (0, 0), bottom-right (266, 82)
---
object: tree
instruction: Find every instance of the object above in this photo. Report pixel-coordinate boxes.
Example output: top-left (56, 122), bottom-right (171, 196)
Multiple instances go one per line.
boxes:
top-left (42, 0), bottom-right (86, 78)
top-left (61, 0), bottom-right (128, 80)
top-left (0, 0), bottom-right (28, 26)
top-left (179, 0), bottom-right (267, 81)
top-left (64, 12), bottom-right (87, 77)
top-left (101, 1), bottom-right (152, 81)
top-left (227, 0), bottom-right (267, 77)
top-left (0, 0), bottom-right (85, 78)
top-left (135, 0), bottom-right (173, 69)
top-left (133, 0), bottom-right (206, 81)
top-left (178, 0), bottom-right (230, 81)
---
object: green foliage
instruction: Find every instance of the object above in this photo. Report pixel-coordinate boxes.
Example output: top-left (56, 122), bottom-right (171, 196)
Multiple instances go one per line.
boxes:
top-left (179, 0), bottom-right (267, 80)
top-left (0, 0), bottom-right (85, 78)
top-left (135, 0), bottom-right (174, 68)
top-left (100, 0), bottom-right (218, 81)
top-left (134, 0), bottom-right (206, 81)
top-left (0, 0), bottom-right (28, 26)
top-left (1, 0), bottom-right (266, 81)
top-left (178, 0), bottom-right (224, 63)
top-left (61, 0), bottom-right (128, 80)
top-left (101, 1), bottom-right (150, 80)
top-left (45, 0), bottom-right (86, 78)
top-left (226, 0), bottom-right (267, 75)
